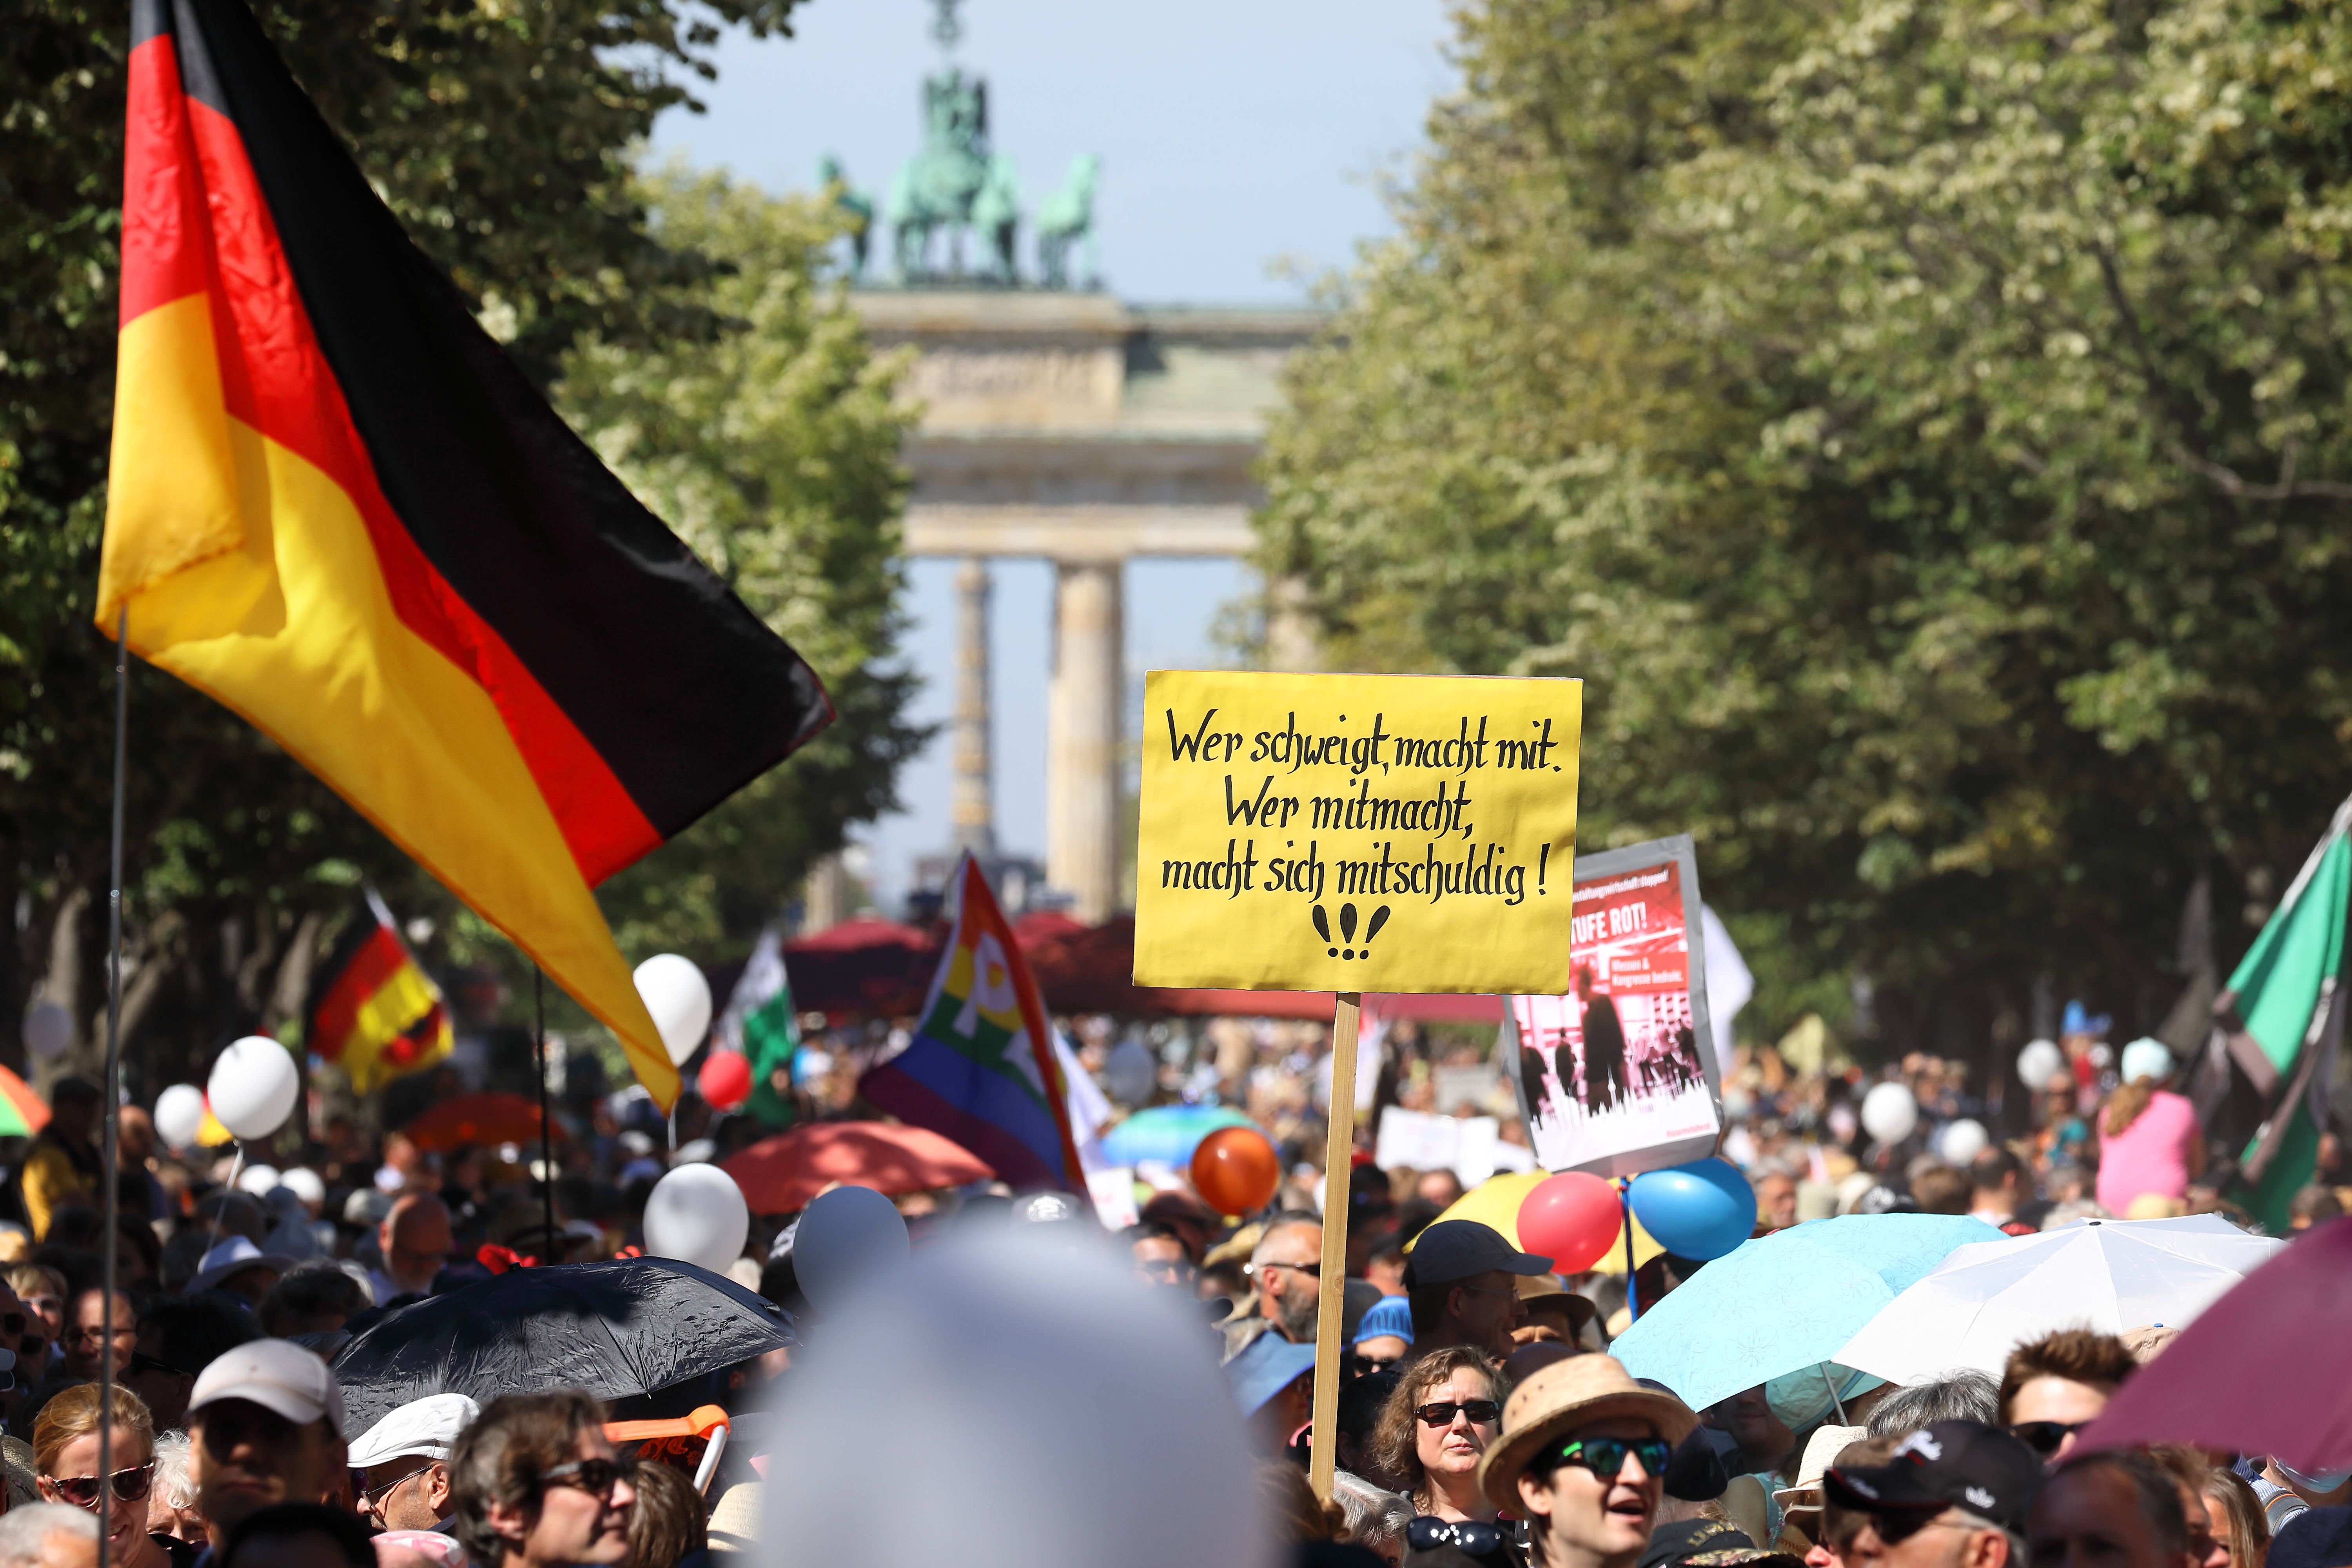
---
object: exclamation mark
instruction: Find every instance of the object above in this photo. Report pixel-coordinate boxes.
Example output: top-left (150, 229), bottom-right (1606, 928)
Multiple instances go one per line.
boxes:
top-left (1538, 843), bottom-right (1549, 895)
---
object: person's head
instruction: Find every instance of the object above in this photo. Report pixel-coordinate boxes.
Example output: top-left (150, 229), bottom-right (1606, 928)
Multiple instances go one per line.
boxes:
top-left (377, 1196), bottom-right (454, 1298)
top-left (62, 1289), bottom-right (136, 1381)
top-left (1250, 1216), bottom-right (1324, 1343)
top-left (220, 1502), bottom-right (375, 1568)
top-left (1137, 1192), bottom-right (1216, 1265)
top-left (1755, 1169), bottom-right (1800, 1232)
top-left (1999, 1330), bottom-right (2136, 1464)
top-left (349, 1394), bottom-right (480, 1533)
top-left (2288, 1185), bottom-right (2344, 1233)
top-left (11, 1265), bottom-right (67, 1353)
top-left (1970, 1151), bottom-right (2026, 1212)
top-left (1710, 1385), bottom-right (1796, 1469)
top-left (1372, 1347), bottom-right (1503, 1510)
top-left (0, 1503), bottom-right (99, 1568)
top-left (1815, 1438), bottom-right (1899, 1568)
top-left (1328, 1470), bottom-right (1413, 1564)
top-left (1417, 1171), bottom-right (1466, 1209)
top-left (257, 1265), bottom-right (370, 1341)
top-left (188, 1237), bottom-right (285, 1307)
top-left (188, 1339), bottom-right (350, 1541)
top-left (2027, 1450), bottom-right (2195, 1568)
top-left (1123, 1223), bottom-right (1196, 1291)
top-left (1911, 1166), bottom-right (1973, 1217)
top-left (45, 1082), bottom-right (100, 1146)
top-left (117, 1107), bottom-right (156, 1166)
top-left (1476, 1355), bottom-right (1695, 1568)
top-left (1336, 1370), bottom-right (1403, 1490)
top-left (1224, 1330), bottom-right (1317, 1453)
top-left (131, 1294), bottom-right (263, 1432)
top-left (1824, 1421), bottom-right (2041, 1568)
top-left (2146, 1448), bottom-right (2234, 1568)
top-left (33, 1382), bottom-right (158, 1563)
top-left (1404, 1220), bottom-right (1546, 1357)
top-left (2191, 1467), bottom-right (2267, 1568)
top-left (621, 1461), bottom-right (703, 1568)
top-left (1866, 1374), bottom-right (2002, 1441)
top-left (449, 1391), bottom-right (636, 1568)
top-left (1352, 1294), bottom-right (1413, 1378)
top-left (1257, 1461), bottom-right (1339, 1546)
top-left (147, 1430), bottom-right (206, 1548)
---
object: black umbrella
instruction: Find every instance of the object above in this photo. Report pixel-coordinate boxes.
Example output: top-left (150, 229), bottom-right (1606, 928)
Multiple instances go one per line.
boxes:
top-left (331, 1258), bottom-right (794, 1434)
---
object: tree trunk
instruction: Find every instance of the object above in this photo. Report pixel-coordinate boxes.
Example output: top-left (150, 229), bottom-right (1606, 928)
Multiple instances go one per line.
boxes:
top-left (33, 884), bottom-right (91, 1095)
top-left (264, 910), bottom-right (324, 1037)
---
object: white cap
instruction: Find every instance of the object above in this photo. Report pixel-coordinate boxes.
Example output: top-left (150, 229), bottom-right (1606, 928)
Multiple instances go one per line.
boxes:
top-left (2120, 1037), bottom-right (2174, 1085)
top-left (189, 1339), bottom-right (346, 1437)
top-left (279, 1167), bottom-right (327, 1207)
top-left (347, 1393), bottom-right (480, 1468)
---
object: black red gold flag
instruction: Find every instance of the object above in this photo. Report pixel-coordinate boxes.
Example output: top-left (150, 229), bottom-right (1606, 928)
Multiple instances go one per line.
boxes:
top-left (305, 892), bottom-right (452, 1095)
top-left (99, 0), bottom-right (835, 1107)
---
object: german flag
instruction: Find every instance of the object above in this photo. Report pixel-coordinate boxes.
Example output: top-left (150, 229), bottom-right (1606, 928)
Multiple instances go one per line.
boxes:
top-left (99, 0), bottom-right (837, 1109)
top-left (306, 892), bottom-right (453, 1095)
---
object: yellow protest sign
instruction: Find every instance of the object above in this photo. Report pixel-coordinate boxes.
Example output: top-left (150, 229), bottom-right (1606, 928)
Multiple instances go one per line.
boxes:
top-left (1132, 670), bottom-right (1582, 994)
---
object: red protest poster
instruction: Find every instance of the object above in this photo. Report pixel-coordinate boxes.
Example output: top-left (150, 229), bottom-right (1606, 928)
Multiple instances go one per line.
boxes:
top-left (1506, 836), bottom-right (1722, 1177)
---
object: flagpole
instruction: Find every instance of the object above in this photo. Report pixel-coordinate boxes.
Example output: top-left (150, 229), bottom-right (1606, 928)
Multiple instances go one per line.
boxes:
top-left (1307, 990), bottom-right (1362, 1504)
top-left (535, 967), bottom-right (554, 1248)
top-left (97, 605), bottom-right (128, 1568)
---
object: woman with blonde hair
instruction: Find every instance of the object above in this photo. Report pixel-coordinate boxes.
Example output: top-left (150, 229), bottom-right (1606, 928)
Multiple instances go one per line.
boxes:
top-left (1370, 1346), bottom-right (1510, 1528)
top-left (32, 1383), bottom-right (190, 1568)
top-left (2094, 1038), bottom-right (2203, 1216)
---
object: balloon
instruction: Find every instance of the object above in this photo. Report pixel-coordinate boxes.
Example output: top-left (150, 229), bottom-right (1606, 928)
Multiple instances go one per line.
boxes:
top-left (1627, 1158), bottom-right (1757, 1261)
top-left (633, 954), bottom-right (713, 1067)
top-left (792, 1185), bottom-right (909, 1315)
top-left (22, 1002), bottom-right (71, 1061)
top-left (208, 1036), bottom-right (301, 1142)
top-left (153, 1085), bottom-right (207, 1151)
top-left (1189, 1125), bottom-right (1279, 1216)
top-left (1938, 1118), bottom-right (1989, 1164)
top-left (2016, 1038), bottom-right (2064, 1093)
top-left (279, 1167), bottom-right (327, 1208)
top-left (1515, 1171), bottom-right (1625, 1274)
top-left (642, 1163), bottom-right (750, 1273)
top-left (1860, 1082), bottom-right (1919, 1145)
top-left (1103, 1038), bottom-right (1156, 1105)
top-left (238, 1163), bottom-right (283, 1196)
top-left (697, 1051), bottom-right (753, 1111)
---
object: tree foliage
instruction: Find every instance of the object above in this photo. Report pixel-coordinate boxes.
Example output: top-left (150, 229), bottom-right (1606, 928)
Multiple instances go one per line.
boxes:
top-left (1261, 0), bottom-right (2352, 1051)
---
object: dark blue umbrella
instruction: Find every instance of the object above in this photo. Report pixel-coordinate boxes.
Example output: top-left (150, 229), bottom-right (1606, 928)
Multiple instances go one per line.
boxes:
top-left (331, 1257), bottom-right (793, 1434)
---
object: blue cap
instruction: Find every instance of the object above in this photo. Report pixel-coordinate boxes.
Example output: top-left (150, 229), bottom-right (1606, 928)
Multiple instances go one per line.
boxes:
top-left (1224, 1331), bottom-right (1318, 1416)
top-left (1354, 1295), bottom-right (1413, 1347)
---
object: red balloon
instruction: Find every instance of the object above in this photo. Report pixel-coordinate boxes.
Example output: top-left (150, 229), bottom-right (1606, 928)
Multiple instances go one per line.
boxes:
top-left (1516, 1172), bottom-right (1624, 1273)
top-left (1190, 1125), bottom-right (1281, 1216)
top-left (697, 1050), bottom-right (753, 1112)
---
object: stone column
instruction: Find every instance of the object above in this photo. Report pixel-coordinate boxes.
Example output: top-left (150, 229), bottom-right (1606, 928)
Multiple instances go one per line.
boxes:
top-left (1264, 574), bottom-right (1321, 673)
top-left (951, 557), bottom-right (997, 857)
top-left (1048, 560), bottom-right (1124, 921)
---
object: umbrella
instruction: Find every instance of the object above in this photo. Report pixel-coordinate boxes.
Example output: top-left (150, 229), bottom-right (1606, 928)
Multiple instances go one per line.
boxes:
top-left (331, 1257), bottom-right (793, 1434)
top-left (0, 1067), bottom-right (48, 1138)
top-left (401, 1093), bottom-right (563, 1152)
top-left (1097, 1104), bottom-right (1256, 1168)
top-left (1412, 1171), bottom-right (1668, 1276)
top-left (1611, 1213), bottom-right (2003, 1412)
top-left (2076, 1216), bottom-right (2352, 1470)
top-left (720, 1120), bottom-right (991, 1214)
top-left (1834, 1214), bottom-right (2283, 1385)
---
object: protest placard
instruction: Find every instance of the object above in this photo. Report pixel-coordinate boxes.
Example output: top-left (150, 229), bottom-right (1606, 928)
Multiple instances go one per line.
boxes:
top-left (1132, 670), bottom-right (1584, 994)
top-left (1502, 835), bottom-right (1724, 1177)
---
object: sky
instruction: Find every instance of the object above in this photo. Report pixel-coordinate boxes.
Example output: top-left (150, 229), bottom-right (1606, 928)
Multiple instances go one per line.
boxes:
top-left (648, 0), bottom-right (1456, 911)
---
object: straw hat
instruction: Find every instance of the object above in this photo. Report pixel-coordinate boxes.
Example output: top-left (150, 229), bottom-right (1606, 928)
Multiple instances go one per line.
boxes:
top-left (1476, 1354), bottom-right (1697, 1512)
top-left (1770, 1423), bottom-right (1866, 1519)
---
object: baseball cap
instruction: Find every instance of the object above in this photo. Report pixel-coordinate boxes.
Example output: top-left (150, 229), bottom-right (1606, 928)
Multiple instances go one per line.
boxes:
top-left (189, 1338), bottom-right (346, 1438)
top-left (347, 1393), bottom-right (480, 1468)
top-left (1824, 1420), bottom-right (2040, 1532)
top-left (1403, 1220), bottom-right (1549, 1288)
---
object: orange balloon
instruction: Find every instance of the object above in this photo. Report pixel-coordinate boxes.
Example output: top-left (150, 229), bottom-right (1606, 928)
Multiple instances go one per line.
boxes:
top-left (1189, 1125), bottom-right (1281, 1217)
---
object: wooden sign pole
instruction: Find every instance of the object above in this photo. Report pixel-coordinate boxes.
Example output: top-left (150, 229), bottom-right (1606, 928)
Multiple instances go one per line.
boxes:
top-left (1307, 990), bottom-right (1363, 1503)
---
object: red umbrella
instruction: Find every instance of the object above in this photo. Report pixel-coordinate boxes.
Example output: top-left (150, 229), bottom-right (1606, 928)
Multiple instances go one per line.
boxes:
top-left (720, 1121), bottom-right (991, 1214)
top-left (2077, 1216), bottom-right (2352, 1469)
top-left (402, 1092), bottom-right (565, 1153)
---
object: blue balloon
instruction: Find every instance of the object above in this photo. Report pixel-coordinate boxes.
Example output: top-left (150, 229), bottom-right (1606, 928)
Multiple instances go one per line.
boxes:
top-left (1628, 1158), bottom-right (1757, 1260)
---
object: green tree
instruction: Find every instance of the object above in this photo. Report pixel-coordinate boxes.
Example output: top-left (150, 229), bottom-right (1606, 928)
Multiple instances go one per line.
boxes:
top-left (1261, 0), bottom-right (2352, 1055)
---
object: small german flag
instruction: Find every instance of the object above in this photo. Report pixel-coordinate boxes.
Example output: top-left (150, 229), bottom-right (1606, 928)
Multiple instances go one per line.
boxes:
top-left (306, 892), bottom-right (452, 1095)
top-left (98, 0), bottom-right (837, 1109)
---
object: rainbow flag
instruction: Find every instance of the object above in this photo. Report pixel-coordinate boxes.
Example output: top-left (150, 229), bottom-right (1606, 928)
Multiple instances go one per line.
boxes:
top-left (859, 857), bottom-right (1086, 1195)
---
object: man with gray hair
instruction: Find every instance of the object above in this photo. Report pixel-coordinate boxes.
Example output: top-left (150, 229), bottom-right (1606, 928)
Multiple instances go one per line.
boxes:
top-left (1251, 1214), bottom-right (1324, 1344)
top-left (1866, 1371), bottom-right (2002, 1440)
top-left (0, 1504), bottom-right (98, 1568)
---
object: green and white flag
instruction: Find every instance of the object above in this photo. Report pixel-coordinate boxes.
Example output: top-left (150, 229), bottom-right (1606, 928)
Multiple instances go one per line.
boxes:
top-left (720, 927), bottom-right (801, 1127)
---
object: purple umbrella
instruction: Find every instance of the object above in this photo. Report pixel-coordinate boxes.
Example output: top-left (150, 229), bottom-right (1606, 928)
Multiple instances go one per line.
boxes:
top-left (2077, 1216), bottom-right (2352, 1468)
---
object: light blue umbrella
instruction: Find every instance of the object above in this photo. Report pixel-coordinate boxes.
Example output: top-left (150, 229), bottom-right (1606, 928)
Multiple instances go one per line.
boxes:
top-left (1098, 1103), bottom-right (1258, 1168)
top-left (1611, 1213), bottom-right (2006, 1414)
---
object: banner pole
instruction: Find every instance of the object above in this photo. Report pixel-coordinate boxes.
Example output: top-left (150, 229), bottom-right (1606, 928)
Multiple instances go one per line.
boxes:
top-left (535, 967), bottom-right (555, 1248)
top-left (1308, 991), bottom-right (1362, 1503)
top-left (1619, 1176), bottom-right (1638, 1322)
top-left (98, 604), bottom-right (129, 1568)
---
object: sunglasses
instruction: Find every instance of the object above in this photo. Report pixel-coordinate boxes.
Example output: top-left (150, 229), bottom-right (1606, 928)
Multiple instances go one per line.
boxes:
top-left (1349, 1352), bottom-right (1404, 1377)
top-left (539, 1457), bottom-right (637, 1501)
top-left (49, 1463), bottom-right (154, 1511)
top-left (2009, 1420), bottom-right (2091, 1457)
top-left (1539, 1436), bottom-right (1671, 1479)
top-left (1407, 1518), bottom-right (1510, 1558)
top-left (1416, 1399), bottom-right (1502, 1428)
top-left (1252, 1259), bottom-right (1322, 1280)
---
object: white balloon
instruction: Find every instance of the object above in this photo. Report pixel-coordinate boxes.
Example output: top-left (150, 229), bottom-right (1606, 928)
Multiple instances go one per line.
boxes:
top-left (1102, 1038), bottom-right (1156, 1105)
top-left (766, 1227), bottom-right (1271, 1568)
top-left (22, 1002), bottom-right (71, 1061)
top-left (1860, 1081), bottom-right (1919, 1145)
top-left (2016, 1038), bottom-right (2065, 1093)
top-left (642, 1163), bottom-right (749, 1273)
top-left (792, 1185), bottom-right (909, 1315)
top-left (208, 1036), bottom-right (301, 1142)
top-left (1938, 1118), bottom-right (1989, 1165)
top-left (279, 1167), bottom-right (327, 1208)
top-left (153, 1084), bottom-right (207, 1151)
top-left (238, 1163), bottom-right (283, 1195)
top-left (633, 955), bottom-right (713, 1067)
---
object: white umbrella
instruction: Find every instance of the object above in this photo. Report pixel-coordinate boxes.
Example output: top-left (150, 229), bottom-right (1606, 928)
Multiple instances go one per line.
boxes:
top-left (1832, 1215), bottom-right (2283, 1385)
